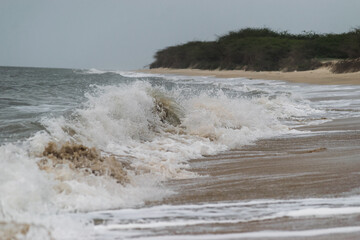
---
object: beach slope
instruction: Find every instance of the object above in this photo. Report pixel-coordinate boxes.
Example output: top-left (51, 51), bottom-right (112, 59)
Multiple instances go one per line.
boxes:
top-left (141, 68), bottom-right (360, 85)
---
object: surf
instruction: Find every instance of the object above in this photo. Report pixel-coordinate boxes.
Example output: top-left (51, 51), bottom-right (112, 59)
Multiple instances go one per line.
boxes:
top-left (0, 70), bottom-right (329, 239)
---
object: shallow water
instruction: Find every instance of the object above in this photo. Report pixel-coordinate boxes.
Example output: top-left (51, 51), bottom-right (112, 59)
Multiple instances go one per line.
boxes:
top-left (90, 196), bottom-right (360, 239)
top-left (1, 66), bottom-right (360, 239)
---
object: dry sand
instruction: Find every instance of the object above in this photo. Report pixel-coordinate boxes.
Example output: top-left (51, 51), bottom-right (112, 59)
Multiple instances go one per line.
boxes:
top-left (141, 68), bottom-right (360, 85)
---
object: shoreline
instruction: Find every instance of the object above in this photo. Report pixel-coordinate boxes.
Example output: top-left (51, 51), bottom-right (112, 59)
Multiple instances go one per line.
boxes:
top-left (140, 68), bottom-right (360, 85)
top-left (155, 116), bottom-right (360, 239)
top-left (163, 117), bottom-right (360, 204)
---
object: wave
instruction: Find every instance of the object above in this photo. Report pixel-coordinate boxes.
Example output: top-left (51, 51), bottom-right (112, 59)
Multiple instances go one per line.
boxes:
top-left (39, 142), bottom-right (129, 184)
top-left (81, 68), bottom-right (162, 78)
top-left (0, 80), bottom-right (319, 239)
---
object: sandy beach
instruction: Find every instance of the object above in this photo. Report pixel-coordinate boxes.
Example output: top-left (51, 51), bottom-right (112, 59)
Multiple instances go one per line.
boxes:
top-left (141, 68), bottom-right (360, 85)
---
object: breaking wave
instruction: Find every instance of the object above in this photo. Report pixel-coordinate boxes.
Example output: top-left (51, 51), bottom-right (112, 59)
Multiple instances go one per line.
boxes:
top-left (0, 79), bottom-right (318, 239)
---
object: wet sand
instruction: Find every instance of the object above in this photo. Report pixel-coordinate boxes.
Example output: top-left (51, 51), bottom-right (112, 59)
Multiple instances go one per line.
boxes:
top-left (141, 68), bottom-right (360, 85)
top-left (154, 117), bottom-right (360, 239)
top-left (165, 118), bottom-right (360, 203)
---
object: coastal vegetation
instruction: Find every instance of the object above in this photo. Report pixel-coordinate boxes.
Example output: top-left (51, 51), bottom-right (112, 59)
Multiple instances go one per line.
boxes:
top-left (150, 28), bottom-right (360, 72)
top-left (330, 58), bottom-right (360, 73)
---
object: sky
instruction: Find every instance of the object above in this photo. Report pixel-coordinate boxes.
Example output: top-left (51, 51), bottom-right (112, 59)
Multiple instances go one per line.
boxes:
top-left (1, 0), bottom-right (359, 70)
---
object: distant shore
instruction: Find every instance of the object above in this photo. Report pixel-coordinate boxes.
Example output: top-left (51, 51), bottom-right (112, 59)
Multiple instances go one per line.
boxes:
top-left (140, 68), bottom-right (360, 85)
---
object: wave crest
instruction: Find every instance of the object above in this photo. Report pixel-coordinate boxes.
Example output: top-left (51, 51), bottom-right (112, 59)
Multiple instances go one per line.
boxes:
top-left (151, 89), bottom-right (184, 126)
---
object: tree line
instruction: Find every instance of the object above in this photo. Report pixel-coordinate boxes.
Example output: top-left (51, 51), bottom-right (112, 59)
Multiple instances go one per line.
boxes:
top-left (150, 28), bottom-right (360, 72)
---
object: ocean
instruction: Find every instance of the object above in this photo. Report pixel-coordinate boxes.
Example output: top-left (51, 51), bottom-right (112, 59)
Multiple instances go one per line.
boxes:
top-left (1, 66), bottom-right (360, 239)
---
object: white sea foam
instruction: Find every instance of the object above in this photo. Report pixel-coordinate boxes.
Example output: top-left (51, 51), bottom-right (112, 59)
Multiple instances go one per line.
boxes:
top-left (90, 195), bottom-right (360, 239)
top-left (284, 207), bottom-right (360, 217)
top-left (82, 68), bottom-right (163, 78)
top-left (0, 143), bottom-right (94, 239)
top-left (84, 68), bottom-right (108, 74)
top-left (133, 227), bottom-right (360, 239)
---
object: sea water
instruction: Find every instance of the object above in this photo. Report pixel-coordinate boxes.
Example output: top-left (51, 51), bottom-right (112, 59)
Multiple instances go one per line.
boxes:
top-left (1, 66), bottom-right (360, 239)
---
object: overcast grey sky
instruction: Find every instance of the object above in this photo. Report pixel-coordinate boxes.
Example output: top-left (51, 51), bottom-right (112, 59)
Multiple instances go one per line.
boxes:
top-left (1, 0), bottom-right (359, 70)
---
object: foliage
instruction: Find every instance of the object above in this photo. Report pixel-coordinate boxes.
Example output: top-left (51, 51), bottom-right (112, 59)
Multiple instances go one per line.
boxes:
top-left (150, 28), bottom-right (360, 71)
